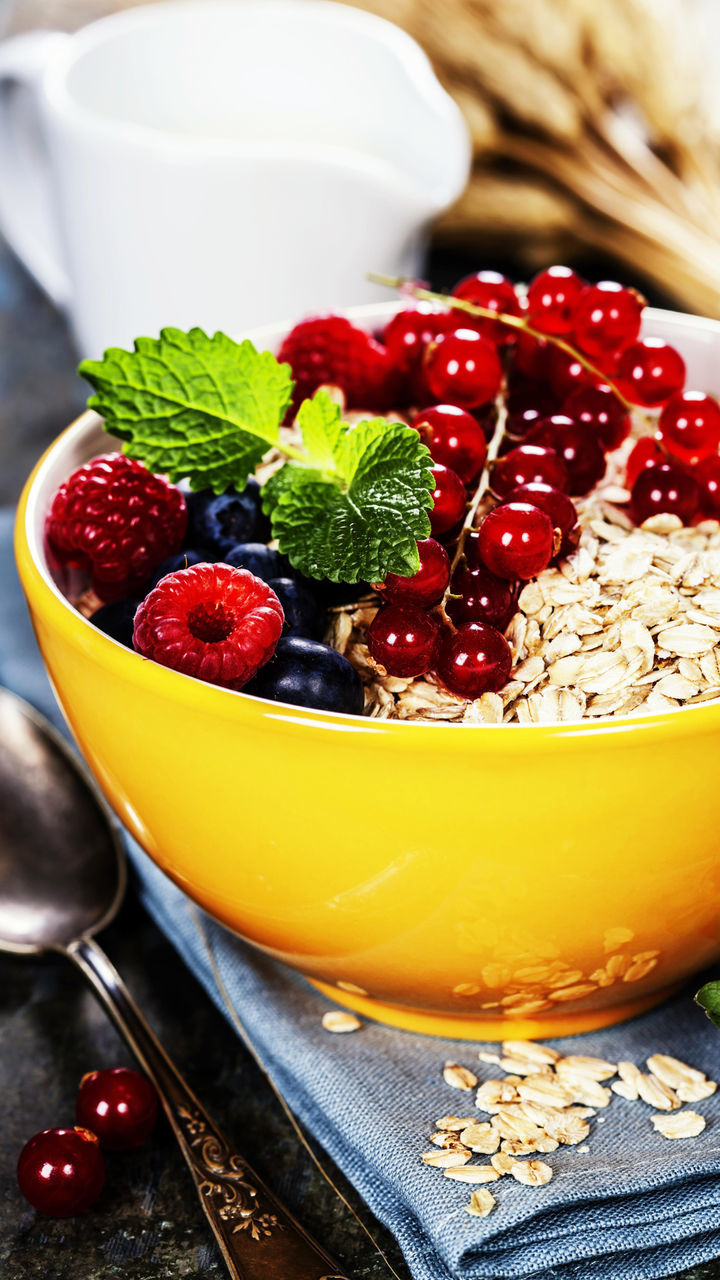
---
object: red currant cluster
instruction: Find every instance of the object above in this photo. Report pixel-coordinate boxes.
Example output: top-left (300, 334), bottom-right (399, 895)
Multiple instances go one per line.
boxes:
top-left (626, 393), bottom-right (720, 524)
top-left (17, 1067), bottom-right (157, 1217)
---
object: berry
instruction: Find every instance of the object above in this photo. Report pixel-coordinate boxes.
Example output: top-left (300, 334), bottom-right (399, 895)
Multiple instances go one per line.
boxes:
top-left (626, 435), bottom-right (667, 488)
top-left (17, 1127), bottom-right (105, 1217)
top-left (423, 329), bottom-right (502, 408)
top-left (46, 454), bottom-right (187, 601)
top-left (573, 281), bottom-right (644, 359)
top-left (546, 345), bottom-right (597, 401)
top-left (246, 637), bottom-right (364, 714)
top-left (186, 480), bottom-right (268, 556)
top-left (76, 1068), bottom-right (158, 1151)
top-left (695, 456), bottom-right (720, 517)
top-left (563, 385), bottom-right (630, 452)
top-left (267, 577), bottom-right (323, 639)
top-left (451, 271), bottom-right (522, 345)
top-left (382, 304), bottom-right (455, 375)
top-left (367, 604), bottom-right (440, 677)
top-left (491, 444), bottom-right (568, 498)
top-left (511, 330), bottom-right (550, 382)
top-left (133, 564), bottom-right (283, 690)
top-left (429, 464), bottom-right (466, 536)
top-left (89, 598), bottom-right (140, 649)
top-left (616, 339), bottom-right (686, 407)
top-left (631, 463), bottom-right (699, 525)
top-left (527, 415), bottom-right (606, 495)
top-left (505, 384), bottom-right (559, 438)
top-left (446, 566), bottom-right (516, 629)
top-left (223, 542), bottom-right (284, 581)
top-left (277, 315), bottom-right (396, 412)
top-left (657, 391), bottom-right (720, 466)
top-left (477, 502), bottom-right (555, 580)
top-left (526, 266), bottom-right (585, 335)
top-left (414, 404), bottom-right (488, 483)
top-left (437, 623), bottom-right (512, 698)
top-left (148, 549), bottom-right (209, 590)
top-left (379, 538), bottom-right (450, 608)
top-left (501, 483), bottom-right (578, 551)
top-left (475, 401), bottom-right (499, 443)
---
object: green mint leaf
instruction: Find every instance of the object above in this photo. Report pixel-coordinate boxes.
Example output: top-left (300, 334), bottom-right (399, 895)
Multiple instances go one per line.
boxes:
top-left (295, 390), bottom-right (346, 471)
top-left (269, 419), bottom-right (433, 582)
top-left (79, 327), bottom-right (293, 493)
top-left (696, 980), bottom-right (720, 1028)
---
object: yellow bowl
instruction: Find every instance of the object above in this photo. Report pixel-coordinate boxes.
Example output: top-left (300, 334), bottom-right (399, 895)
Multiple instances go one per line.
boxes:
top-left (15, 302), bottom-right (720, 1040)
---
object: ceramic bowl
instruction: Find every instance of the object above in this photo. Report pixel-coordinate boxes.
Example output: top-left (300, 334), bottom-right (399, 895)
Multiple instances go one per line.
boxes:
top-left (15, 302), bottom-right (720, 1040)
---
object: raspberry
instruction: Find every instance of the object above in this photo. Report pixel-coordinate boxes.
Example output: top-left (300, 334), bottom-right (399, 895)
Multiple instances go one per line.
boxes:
top-left (46, 453), bottom-right (187, 600)
top-left (277, 315), bottom-right (397, 412)
top-left (133, 563), bottom-right (284, 690)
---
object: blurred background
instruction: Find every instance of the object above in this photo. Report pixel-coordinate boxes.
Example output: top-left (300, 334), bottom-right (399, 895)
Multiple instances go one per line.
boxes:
top-left (3, 0), bottom-right (720, 502)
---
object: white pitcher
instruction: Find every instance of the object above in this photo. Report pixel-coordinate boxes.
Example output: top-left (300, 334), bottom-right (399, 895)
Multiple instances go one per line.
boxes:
top-left (0, 0), bottom-right (470, 356)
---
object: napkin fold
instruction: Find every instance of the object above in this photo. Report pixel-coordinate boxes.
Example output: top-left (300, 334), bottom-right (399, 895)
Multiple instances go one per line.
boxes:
top-left (3, 507), bottom-right (719, 1280)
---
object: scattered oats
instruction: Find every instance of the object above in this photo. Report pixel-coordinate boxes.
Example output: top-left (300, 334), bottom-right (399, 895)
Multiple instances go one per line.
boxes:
top-left (510, 1159), bottom-right (553, 1187)
top-left (421, 1149), bottom-right (472, 1168)
top-left (548, 983), bottom-right (598, 1003)
top-left (465, 1188), bottom-right (496, 1217)
top-left (611, 1080), bottom-right (639, 1101)
top-left (604, 927), bottom-right (635, 953)
top-left (556, 1056), bottom-right (617, 1081)
top-left (517, 1075), bottom-right (574, 1108)
top-left (677, 1079), bottom-right (718, 1103)
top-left (430, 1131), bottom-right (469, 1149)
top-left (656, 623), bottom-right (717, 657)
top-left (651, 1111), bottom-right (706, 1140)
top-left (498, 1057), bottom-right (553, 1077)
top-left (605, 953), bottom-right (631, 980)
top-left (490, 1152), bottom-right (516, 1176)
top-left (321, 1011), bottom-right (361, 1033)
top-left (542, 1112), bottom-right (590, 1146)
top-left (636, 1074), bottom-right (681, 1111)
top-left (500, 1138), bottom-right (546, 1157)
top-left (646, 1054), bottom-right (706, 1088)
top-left (616, 1061), bottom-right (643, 1099)
top-left (576, 1144), bottom-right (590, 1153)
top-left (445, 1165), bottom-right (500, 1184)
top-left (556, 1074), bottom-right (612, 1109)
top-left (501, 1041), bottom-right (562, 1066)
top-left (443, 1062), bottom-right (478, 1092)
top-left (459, 1123), bottom-right (500, 1155)
top-left (641, 513), bottom-right (684, 535)
top-left (478, 1051), bottom-right (503, 1065)
top-left (335, 980), bottom-right (369, 996)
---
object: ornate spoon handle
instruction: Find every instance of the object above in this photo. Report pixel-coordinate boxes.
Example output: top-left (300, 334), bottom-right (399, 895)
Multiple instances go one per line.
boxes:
top-left (67, 935), bottom-right (351, 1280)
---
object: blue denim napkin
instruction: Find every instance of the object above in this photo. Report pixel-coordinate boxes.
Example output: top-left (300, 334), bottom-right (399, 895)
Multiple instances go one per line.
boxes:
top-left (3, 507), bottom-right (720, 1280)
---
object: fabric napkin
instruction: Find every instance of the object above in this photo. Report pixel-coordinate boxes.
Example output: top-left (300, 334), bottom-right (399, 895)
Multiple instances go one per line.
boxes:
top-left (3, 506), bottom-right (720, 1280)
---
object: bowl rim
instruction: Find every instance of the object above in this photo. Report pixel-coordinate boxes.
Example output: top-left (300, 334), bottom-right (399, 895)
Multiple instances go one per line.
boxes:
top-left (15, 300), bottom-right (720, 744)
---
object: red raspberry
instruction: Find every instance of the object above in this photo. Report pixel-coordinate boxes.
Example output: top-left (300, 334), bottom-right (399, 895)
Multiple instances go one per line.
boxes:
top-left (278, 315), bottom-right (398, 413)
top-left (133, 563), bottom-right (284, 690)
top-left (46, 454), bottom-right (187, 600)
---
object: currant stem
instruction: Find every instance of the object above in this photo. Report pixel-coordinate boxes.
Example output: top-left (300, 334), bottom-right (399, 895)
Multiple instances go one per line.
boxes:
top-left (368, 272), bottom-right (635, 413)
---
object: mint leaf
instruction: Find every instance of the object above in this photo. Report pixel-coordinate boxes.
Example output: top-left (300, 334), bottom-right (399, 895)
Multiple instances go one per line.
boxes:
top-left (269, 419), bottom-right (433, 582)
top-left (295, 390), bottom-right (346, 471)
top-left (80, 327), bottom-right (293, 493)
top-left (696, 980), bottom-right (720, 1028)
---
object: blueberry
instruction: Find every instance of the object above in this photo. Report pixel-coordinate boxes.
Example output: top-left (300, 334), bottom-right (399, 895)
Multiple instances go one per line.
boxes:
top-left (223, 542), bottom-right (283, 581)
top-left (246, 637), bottom-right (364, 715)
top-left (315, 579), bottom-right (371, 608)
top-left (267, 577), bottom-right (324, 639)
top-left (147, 548), bottom-right (209, 591)
top-left (89, 599), bottom-right (140, 649)
top-left (186, 479), bottom-right (270, 554)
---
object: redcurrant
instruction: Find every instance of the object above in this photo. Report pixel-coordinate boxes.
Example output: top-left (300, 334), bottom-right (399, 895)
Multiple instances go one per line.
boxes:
top-left (563, 384), bottom-right (630, 452)
top-left (475, 401), bottom-right (499, 443)
top-left (423, 328), bottom-right (502, 408)
top-left (616, 339), bottom-right (686, 407)
top-left (505, 384), bottom-right (559, 438)
top-left (511, 330), bottom-right (550, 383)
top-left (491, 444), bottom-right (568, 498)
top-left (631, 463), bottom-right (699, 525)
top-left (382, 304), bottom-right (455, 374)
top-left (76, 1067), bottom-right (158, 1151)
top-left (572, 281), bottom-right (644, 359)
top-left (527, 415), bottom-right (605, 495)
top-left (451, 271), bottom-right (522, 345)
top-left (379, 538), bottom-right (450, 607)
top-left (478, 503), bottom-right (555, 580)
top-left (437, 623), bottom-right (513, 698)
top-left (17, 1127), bottom-right (105, 1217)
top-left (526, 266), bottom-right (585, 335)
top-left (626, 436), bottom-right (667, 488)
top-left (446, 565), bottom-right (516, 630)
top-left (429, 464), bottom-right (467, 537)
top-left (414, 404), bottom-right (488, 483)
top-left (695, 456), bottom-right (720, 517)
top-left (546, 345), bottom-right (597, 401)
top-left (502, 483), bottom-right (578, 552)
top-left (657, 391), bottom-right (720, 466)
top-left (367, 604), bottom-right (439, 677)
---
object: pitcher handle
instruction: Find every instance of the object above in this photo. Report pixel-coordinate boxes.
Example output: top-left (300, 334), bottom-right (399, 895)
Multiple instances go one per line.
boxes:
top-left (0, 31), bottom-right (72, 307)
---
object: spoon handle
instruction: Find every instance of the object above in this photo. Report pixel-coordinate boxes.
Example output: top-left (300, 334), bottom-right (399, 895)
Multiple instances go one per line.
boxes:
top-left (67, 935), bottom-right (351, 1280)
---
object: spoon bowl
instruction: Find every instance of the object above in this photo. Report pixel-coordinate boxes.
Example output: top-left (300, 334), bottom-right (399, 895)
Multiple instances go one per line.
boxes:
top-left (0, 686), bottom-right (124, 954)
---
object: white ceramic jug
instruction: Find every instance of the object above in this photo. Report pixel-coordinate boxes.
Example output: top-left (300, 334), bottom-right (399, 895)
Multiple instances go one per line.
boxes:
top-left (0, 0), bottom-right (470, 356)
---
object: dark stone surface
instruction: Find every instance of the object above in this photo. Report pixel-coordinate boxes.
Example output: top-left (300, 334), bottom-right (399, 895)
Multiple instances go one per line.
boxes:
top-left (0, 231), bottom-right (719, 1279)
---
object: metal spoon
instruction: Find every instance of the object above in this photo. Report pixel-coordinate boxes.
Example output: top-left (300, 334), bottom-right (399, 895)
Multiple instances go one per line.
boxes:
top-left (0, 687), bottom-right (349, 1280)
